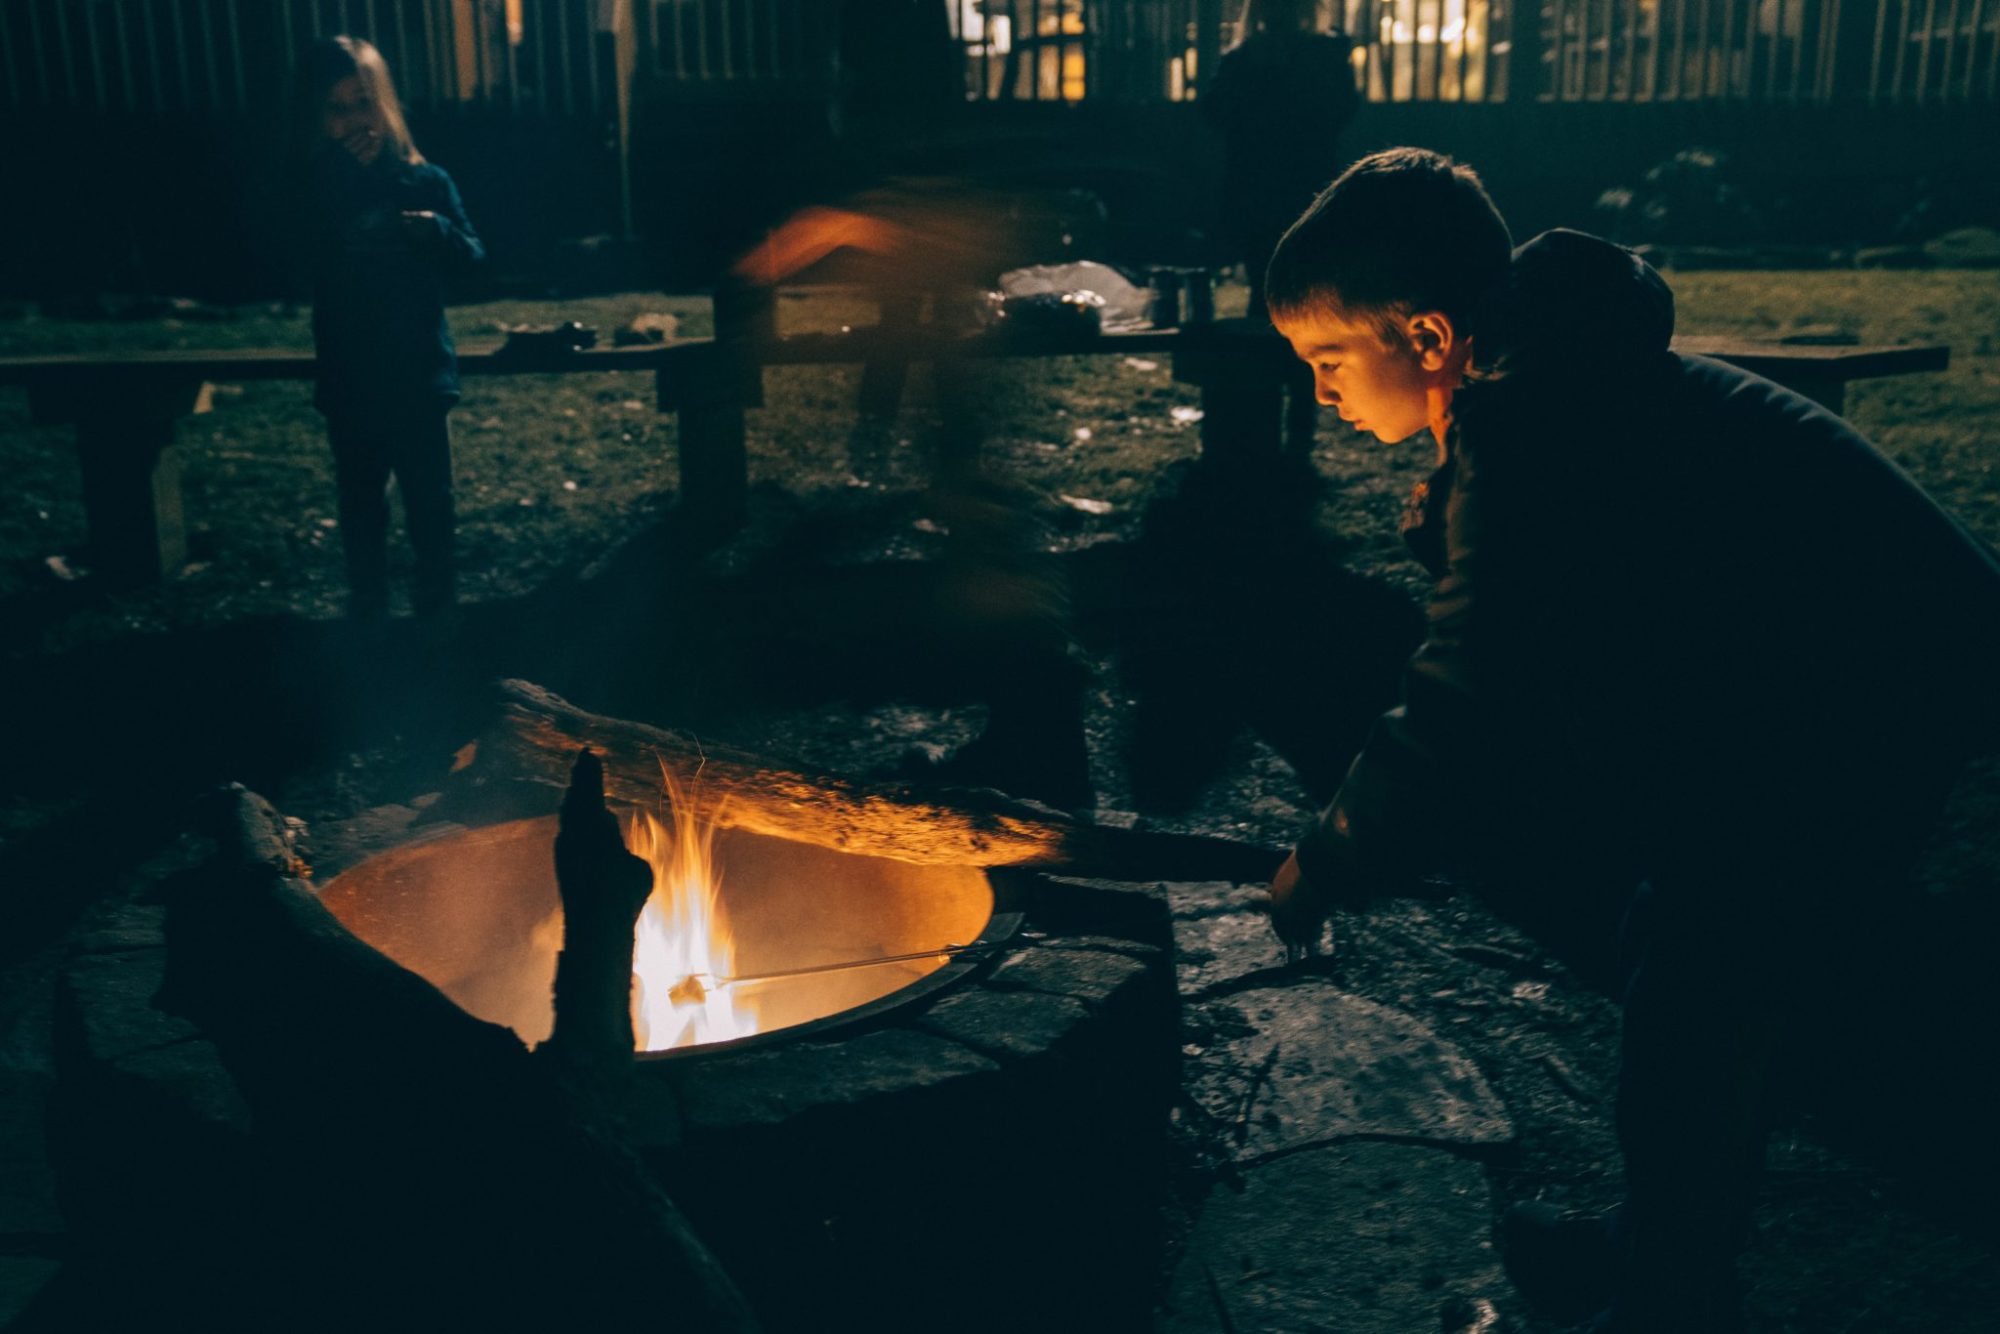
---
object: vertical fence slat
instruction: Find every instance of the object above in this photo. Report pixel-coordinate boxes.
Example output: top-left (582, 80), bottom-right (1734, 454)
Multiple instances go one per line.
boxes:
top-left (1576, 0), bottom-right (1590, 97)
top-left (1366, 0), bottom-right (1384, 99)
top-left (223, 0), bottom-right (243, 105)
top-left (170, 0), bottom-right (193, 106)
top-left (398, 0), bottom-right (418, 90)
top-left (468, 0), bottom-right (485, 99)
top-left (1440, 0), bottom-right (1454, 97)
top-left (0, 7), bottom-right (17, 109)
top-left (23, 0), bottom-right (49, 103)
top-left (63, 0), bottom-right (90, 106)
top-left (1435, 0), bottom-right (1449, 98)
top-left (141, 0), bottom-right (164, 110)
top-left (1788, 0), bottom-right (1806, 97)
top-left (112, 0), bottom-right (138, 110)
top-left (412, 0), bottom-right (431, 101)
top-left (1888, 0), bottom-right (1904, 96)
top-left (1987, 0), bottom-right (2000, 93)
top-left (1890, 0), bottom-right (1913, 96)
top-left (1608, 0), bottom-right (1620, 94)
top-left (1670, 0), bottom-right (1688, 94)
top-left (1963, 0), bottom-right (1986, 94)
top-left (585, 0), bottom-right (604, 102)
top-left (558, 0), bottom-right (576, 106)
top-left (1034, 0), bottom-right (1045, 99)
top-left (536, 0), bottom-right (552, 106)
top-left (1792, 0), bottom-right (1807, 96)
top-left (50, 0), bottom-right (73, 106)
top-left (1621, 0), bottom-right (1638, 94)
top-left (1763, 0), bottom-right (1780, 92)
top-left (1940, 0), bottom-right (1961, 93)
top-left (505, 0), bottom-right (521, 106)
top-left (1723, 0), bottom-right (1738, 96)
top-left (1868, 0), bottom-right (1889, 95)
top-left (1698, 0), bottom-right (1716, 93)
top-left (1466, 0), bottom-right (1481, 100)
top-left (1418, 0), bottom-right (1430, 98)
top-left (1648, 0), bottom-right (1669, 94)
top-left (1812, 0), bottom-right (1831, 96)
top-left (1740, 0), bottom-right (1754, 95)
top-left (270, 0), bottom-right (286, 87)
top-left (206, 0), bottom-right (227, 106)
top-left (1607, 0), bottom-right (1617, 94)
top-left (1915, 0), bottom-right (1937, 94)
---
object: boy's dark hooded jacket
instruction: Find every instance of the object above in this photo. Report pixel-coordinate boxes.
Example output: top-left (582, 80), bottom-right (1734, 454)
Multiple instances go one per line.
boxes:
top-left (1297, 229), bottom-right (2000, 890)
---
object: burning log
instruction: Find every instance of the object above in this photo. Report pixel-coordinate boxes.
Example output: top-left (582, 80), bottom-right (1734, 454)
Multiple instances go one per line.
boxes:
top-left (158, 783), bottom-right (761, 1333)
top-left (456, 678), bottom-right (1283, 883)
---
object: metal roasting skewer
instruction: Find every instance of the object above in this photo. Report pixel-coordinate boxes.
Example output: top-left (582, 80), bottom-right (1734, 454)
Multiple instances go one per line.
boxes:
top-left (666, 942), bottom-right (998, 1004)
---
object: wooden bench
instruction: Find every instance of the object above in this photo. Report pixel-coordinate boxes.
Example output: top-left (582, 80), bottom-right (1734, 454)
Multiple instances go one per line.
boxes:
top-left (0, 319), bottom-right (1951, 587)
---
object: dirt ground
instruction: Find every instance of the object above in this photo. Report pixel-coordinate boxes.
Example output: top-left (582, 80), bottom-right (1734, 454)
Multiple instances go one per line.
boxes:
top-left (2, 271), bottom-right (1998, 1330)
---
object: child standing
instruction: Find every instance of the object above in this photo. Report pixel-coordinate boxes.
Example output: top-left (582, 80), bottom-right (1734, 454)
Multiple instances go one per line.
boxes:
top-left (301, 36), bottom-right (483, 621)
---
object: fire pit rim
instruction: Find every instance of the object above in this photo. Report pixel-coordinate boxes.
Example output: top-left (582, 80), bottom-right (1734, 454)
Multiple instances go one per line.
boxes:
top-left (316, 812), bottom-right (1026, 1063)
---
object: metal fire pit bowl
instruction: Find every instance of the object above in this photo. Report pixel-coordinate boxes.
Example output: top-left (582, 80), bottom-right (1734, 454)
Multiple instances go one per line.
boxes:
top-left (316, 815), bottom-right (1019, 1056)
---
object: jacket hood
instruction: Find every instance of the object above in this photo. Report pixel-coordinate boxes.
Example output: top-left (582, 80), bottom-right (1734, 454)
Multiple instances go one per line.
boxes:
top-left (1476, 228), bottom-right (1675, 373)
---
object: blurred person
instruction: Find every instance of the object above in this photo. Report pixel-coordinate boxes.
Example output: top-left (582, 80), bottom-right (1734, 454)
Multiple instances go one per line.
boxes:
top-left (299, 36), bottom-right (483, 623)
top-left (1203, 0), bottom-right (1359, 454)
top-left (731, 195), bottom-right (1092, 810)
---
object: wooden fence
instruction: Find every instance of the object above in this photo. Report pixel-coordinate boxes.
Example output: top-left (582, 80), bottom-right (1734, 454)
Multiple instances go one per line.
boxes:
top-left (0, 0), bottom-right (1994, 116)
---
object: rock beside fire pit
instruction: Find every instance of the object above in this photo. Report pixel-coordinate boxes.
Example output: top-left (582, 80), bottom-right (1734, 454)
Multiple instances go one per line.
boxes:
top-left (1160, 1140), bottom-right (1506, 1333)
top-left (1185, 982), bottom-right (1514, 1161)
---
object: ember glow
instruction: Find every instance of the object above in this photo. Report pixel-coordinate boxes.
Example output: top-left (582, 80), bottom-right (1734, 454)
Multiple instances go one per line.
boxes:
top-left (624, 802), bottom-right (759, 1052)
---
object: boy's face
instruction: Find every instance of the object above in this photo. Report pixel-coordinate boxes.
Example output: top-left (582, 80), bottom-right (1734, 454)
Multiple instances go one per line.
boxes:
top-left (1273, 309), bottom-right (1446, 446)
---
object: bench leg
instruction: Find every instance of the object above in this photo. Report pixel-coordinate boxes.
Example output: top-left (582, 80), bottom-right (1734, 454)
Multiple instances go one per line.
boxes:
top-left (76, 416), bottom-right (186, 587)
top-left (1198, 378), bottom-right (1284, 464)
top-left (857, 291), bottom-right (922, 422)
top-left (676, 403), bottom-right (747, 543)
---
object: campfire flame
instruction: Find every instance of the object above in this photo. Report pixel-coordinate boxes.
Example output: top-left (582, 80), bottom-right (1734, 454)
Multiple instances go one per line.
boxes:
top-left (623, 792), bottom-right (759, 1053)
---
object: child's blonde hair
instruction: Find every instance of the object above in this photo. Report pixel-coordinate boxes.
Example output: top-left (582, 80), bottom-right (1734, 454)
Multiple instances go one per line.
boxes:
top-left (301, 35), bottom-right (424, 165)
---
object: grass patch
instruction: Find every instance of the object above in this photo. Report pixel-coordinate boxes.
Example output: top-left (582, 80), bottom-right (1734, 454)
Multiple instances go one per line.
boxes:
top-left (1, 270), bottom-right (1994, 651)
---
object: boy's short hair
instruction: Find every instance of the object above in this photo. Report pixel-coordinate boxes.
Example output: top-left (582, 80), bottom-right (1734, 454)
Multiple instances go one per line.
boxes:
top-left (1265, 147), bottom-right (1513, 342)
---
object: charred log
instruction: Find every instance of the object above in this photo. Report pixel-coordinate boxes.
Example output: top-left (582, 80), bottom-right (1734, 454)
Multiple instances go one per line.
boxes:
top-left (450, 678), bottom-right (1283, 883)
top-left (539, 748), bottom-right (653, 1096)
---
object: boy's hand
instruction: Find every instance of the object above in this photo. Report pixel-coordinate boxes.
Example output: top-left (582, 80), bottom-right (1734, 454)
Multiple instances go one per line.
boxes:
top-left (1267, 850), bottom-right (1333, 958)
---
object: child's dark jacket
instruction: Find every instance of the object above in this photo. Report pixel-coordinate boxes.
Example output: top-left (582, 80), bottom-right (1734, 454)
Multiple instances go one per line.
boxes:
top-left (1297, 230), bottom-right (2000, 890)
top-left (309, 149), bottom-right (483, 420)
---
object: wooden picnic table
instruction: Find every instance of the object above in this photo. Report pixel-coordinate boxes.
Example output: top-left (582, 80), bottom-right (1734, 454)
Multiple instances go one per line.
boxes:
top-left (0, 322), bottom-right (1951, 587)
